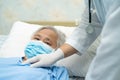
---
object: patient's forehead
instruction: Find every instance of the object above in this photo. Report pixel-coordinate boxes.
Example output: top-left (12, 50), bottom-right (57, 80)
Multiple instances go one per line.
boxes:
top-left (34, 29), bottom-right (58, 39)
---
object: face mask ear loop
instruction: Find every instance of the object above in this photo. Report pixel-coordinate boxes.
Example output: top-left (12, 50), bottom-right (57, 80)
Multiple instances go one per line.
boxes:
top-left (88, 0), bottom-right (92, 23)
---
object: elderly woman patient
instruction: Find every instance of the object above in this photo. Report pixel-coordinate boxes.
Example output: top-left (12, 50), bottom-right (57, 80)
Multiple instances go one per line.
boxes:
top-left (0, 26), bottom-right (69, 80)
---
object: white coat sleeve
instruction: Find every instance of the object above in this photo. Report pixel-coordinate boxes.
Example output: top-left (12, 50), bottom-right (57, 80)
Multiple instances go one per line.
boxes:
top-left (66, 7), bottom-right (102, 54)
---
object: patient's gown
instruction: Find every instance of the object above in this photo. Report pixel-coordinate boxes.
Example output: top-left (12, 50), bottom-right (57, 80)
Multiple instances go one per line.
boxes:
top-left (0, 57), bottom-right (69, 80)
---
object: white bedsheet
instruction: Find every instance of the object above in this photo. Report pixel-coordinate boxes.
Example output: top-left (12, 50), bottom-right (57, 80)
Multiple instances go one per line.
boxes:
top-left (0, 35), bottom-right (8, 57)
top-left (0, 35), bottom-right (7, 48)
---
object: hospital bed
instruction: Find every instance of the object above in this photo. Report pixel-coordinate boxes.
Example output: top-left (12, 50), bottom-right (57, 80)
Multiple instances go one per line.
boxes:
top-left (0, 21), bottom-right (85, 80)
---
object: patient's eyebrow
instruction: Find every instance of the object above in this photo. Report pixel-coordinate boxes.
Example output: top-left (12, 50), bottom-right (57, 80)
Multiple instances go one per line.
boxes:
top-left (31, 34), bottom-right (41, 40)
top-left (33, 34), bottom-right (41, 38)
top-left (45, 38), bottom-right (50, 41)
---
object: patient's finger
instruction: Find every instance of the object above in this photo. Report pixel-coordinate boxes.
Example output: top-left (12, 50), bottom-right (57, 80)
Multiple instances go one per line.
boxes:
top-left (22, 56), bottom-right (39, 64)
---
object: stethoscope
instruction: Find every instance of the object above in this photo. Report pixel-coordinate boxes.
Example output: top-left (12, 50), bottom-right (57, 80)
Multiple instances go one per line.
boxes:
top-left (86, 0), bottom-right (94, 34)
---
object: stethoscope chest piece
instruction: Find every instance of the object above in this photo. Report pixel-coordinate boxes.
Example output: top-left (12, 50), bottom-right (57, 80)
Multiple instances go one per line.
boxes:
top-left (86, 24), bottom-right (94, 34)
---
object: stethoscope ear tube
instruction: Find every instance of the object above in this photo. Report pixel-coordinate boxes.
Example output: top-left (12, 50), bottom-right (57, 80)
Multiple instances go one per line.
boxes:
top-left (88, 0), bottom-right (91, 23)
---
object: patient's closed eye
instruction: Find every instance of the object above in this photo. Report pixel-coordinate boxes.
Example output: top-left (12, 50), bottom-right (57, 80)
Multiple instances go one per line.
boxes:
top-left (44, 42), bottom-right (51, 46)
top-left (32, 35), bottom-right (41, 40)
top-left (34, 37), bottom-right (40, 40)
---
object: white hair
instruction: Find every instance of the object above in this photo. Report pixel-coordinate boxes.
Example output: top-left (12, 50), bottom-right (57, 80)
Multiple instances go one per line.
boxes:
top-left (34, 26), bottom-right (66, 48)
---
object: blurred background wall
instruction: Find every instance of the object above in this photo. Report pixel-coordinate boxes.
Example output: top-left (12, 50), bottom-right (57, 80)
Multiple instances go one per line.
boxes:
top-left (0, 0), bottom-right (85, 34)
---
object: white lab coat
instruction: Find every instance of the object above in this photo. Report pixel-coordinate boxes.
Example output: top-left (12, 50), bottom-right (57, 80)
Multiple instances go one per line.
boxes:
top-left (66, 0), bottom-right (120, 80)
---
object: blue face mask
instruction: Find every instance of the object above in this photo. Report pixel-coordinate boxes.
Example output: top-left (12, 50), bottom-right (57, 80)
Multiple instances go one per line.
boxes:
top-left (24, 40), bottom-right (54, 59)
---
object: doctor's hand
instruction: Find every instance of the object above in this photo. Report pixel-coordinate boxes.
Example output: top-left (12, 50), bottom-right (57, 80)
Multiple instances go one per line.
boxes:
top-left (22, 49), bottom-right (64, 68)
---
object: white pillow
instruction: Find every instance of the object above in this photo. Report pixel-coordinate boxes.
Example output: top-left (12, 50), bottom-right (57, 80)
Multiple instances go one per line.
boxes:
top-left (0, 21), bottom-right (75, 57)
